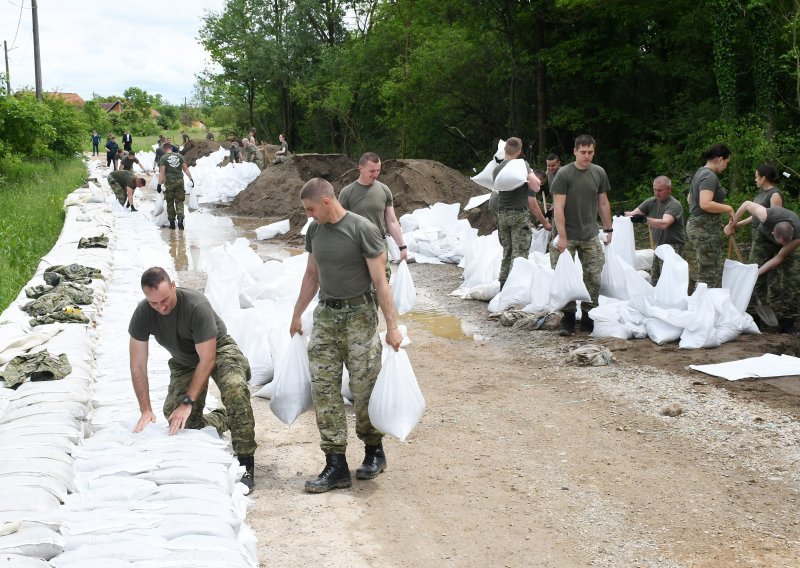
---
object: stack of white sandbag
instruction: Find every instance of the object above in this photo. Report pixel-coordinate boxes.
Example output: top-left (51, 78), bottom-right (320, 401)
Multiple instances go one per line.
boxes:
top-left (1, 170), bottom-right (259, 565)
top-left (399, 202), bottom-right (478, 265)
top-left (449, 231), bottom-right (502, 301)
top-left (189, 149), bottom-right (260, 204)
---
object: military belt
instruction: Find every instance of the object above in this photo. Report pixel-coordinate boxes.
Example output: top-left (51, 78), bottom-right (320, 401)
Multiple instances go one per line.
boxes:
top-left (320, 293), bottom-right (375, 310)
top-left (500, 207), bottom-right (528, 212)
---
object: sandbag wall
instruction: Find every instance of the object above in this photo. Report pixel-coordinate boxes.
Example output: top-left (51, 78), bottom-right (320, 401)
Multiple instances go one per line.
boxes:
top-left (0, 160), bottom-right (257, 566)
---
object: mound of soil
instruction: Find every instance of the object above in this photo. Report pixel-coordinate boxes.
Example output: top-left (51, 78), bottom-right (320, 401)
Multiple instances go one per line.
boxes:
top-left (180, 139), bottom-right (222, 167)
top-left (228, 155), bottom-right (495, 240)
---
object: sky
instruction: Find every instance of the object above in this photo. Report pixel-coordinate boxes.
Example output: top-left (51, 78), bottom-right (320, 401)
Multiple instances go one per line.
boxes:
top-left (0, 0), bottom-right (226, 104)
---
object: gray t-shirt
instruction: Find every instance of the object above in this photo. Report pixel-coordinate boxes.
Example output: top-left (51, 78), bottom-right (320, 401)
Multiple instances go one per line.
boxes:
top-left (493, 159), bottom-right (534, 210)
top-left (305, 212), bottom-right (385, 300)
top-left (689, 167), bottom-right (726, 218)
top-left (752, 188), bottom-right (780, 230)
top-left (637, 195), bottom-right (686, 246)
top-left (758, 207), bottom-right (800, 246)
top-left (159, 152), bottom-right (186, 182)
top-left (550, 162), bottom-right (610, 241)
top-left (338, 181), bottom-right (393, 236)
top-left (128, 288), bottom-right (227, 367)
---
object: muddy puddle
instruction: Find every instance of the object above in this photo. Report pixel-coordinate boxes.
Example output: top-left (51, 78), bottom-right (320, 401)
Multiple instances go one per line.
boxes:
top-left (162, 208), bottom-right (474, 341)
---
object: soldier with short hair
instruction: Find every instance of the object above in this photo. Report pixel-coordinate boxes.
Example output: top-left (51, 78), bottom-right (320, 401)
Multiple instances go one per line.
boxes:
top-left (108, 169), bottom-right (146, 211)
top-left (290, 178), bottom-right (401, 493)
top-left (128, 267), bottom-right (257, 493)
top-left (157, 143), bottom-right (194, 230)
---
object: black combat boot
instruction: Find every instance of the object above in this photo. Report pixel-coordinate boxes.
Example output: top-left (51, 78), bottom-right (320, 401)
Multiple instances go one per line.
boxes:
top-left (559, 312), bottom-right (576, 337)
top-left (169, 220), bottom-right (176, 230)
top-left (356, 444), bottom-right (387, 480)
top-left (579, 312), bottom-right (594, 332)
top-left (130, 205), bottom-right (137, 212)
top-left (238, 454), bottom-right (255, 494)
top-left (305, 453), bottom-right (351, 493)
top-left (779, 318), bottom-right (798, 335)
top-left (177, 219), bottom-right (184, 230)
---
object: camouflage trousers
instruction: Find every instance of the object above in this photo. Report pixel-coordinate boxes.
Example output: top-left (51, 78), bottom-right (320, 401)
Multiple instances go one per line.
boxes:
top-left (497, 209), bottom-right (532, 287)
top-left (308, 300), bottom-right (383, 455)
top-left (651, 243), bottom-right (685, 286)
top-left (550, 237), bottom-right (604, 314)
top-left (108, 179), bottom-right (127, 205)
top-left (165, 335), bottom-right (257, 456)
top-left (164, 178), bottom-right (186, 222)
top-left (750, 232), bottom-right (799, 319)
top-left (686, 215), bottom-right (724, 288)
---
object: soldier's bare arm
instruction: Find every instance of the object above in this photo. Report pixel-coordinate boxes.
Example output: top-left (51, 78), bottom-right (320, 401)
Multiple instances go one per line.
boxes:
top-left (130, 337), bottom-right (155, 432)
top-left (367, 252), bottom-right (401, 351)
top-left (290, 253), bottom-right (320, 336)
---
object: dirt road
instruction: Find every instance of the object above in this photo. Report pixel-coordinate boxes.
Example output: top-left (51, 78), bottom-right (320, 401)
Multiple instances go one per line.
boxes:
top-left (164, 218), bottom-right (800, 567)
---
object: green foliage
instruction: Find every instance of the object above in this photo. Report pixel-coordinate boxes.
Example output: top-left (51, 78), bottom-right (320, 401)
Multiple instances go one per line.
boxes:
top-left (0, 157), bottom-right (87, 311)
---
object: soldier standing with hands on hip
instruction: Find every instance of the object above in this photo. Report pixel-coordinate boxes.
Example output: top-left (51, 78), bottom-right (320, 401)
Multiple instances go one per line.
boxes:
top-left (290, 178), bottom-right (402, 494)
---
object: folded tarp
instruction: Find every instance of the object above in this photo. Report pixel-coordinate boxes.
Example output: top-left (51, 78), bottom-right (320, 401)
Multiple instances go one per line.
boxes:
top-left (690, 353), bottom-right (800, 381)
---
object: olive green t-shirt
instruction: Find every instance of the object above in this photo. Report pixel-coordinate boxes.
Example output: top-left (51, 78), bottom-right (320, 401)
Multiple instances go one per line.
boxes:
top-left (689, 167), bottom-right (726, 218)
top-left (128, 288), bottom-right (227, 367)
top-left (158, 152), bottom-right (186, 182)
top-left (305, 212), bottom-right (385, 300)
top-left (758, 207), bottom-right (800, 246)
top-left (550, 162), bottom-right (610, 241)
top-left (493, 159), bottom-right (534, 210)
top-left (119, 155), bottom-right (140, 171)
top-left (637, 195), bottom-right (686, 246)
top-left (108, 170), bottom-right (136, 189)
top-left (338, 181), bottom-right (393, 236)
top-left (752, 188), bottom-right (780, 230)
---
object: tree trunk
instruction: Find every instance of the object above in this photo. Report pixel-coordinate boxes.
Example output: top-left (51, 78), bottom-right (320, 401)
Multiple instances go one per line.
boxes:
top-left (534, 12), bottom-right (547, 161)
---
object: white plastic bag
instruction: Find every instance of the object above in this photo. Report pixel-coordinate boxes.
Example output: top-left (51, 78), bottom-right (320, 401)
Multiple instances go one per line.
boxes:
top-left (391, 260), bottom-right (416, 315)
top-left (368, 348), bottom-right (425, 441)
top-left (269, 334), bottom-right (313, 425)
top-left (654, 244), bottom-right (689, 309)
top-left (600, 248), bottom-right (654, 301)
top-left (255, 219), bottom-right (290, 240)
top-left (470, 160), bottom-right (497, 190)
top-left (152, 193), bottom-right (165, 218)
top-left (498, 257), bottom-right (534, 311)
top-left (529, 228), bottom-right (549, 255)
top-left (721, 259), bottom-right (758, 315)
top-left (679, 284), bottom-right (720, 349)
top-left (547, 250), bottom-right (590, 311)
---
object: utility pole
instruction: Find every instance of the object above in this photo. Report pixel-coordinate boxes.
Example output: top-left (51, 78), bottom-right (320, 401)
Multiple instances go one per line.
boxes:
top-left (32, 0), bottom-right (42, 100)
top-left (3, 41), bottom-right (10, 96)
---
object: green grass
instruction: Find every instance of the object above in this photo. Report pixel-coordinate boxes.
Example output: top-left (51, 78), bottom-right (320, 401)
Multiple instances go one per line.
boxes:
top-left (0, 157), bottom-right (88, 311)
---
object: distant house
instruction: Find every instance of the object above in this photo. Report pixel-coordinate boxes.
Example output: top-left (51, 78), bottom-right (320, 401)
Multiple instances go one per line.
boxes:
top-left (46, 92), bottom-right (86, 107)
top-left (99, 100), bottom-right (123, 113)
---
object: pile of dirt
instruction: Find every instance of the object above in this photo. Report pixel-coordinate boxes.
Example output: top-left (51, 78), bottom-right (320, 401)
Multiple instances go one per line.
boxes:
top-left (228, 155), bottom-right (494, 241)
top-left (180, 139), bottom-right (222, 167)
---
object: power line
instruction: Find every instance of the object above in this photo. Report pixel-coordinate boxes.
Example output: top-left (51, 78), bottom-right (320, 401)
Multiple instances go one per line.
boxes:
top-left (4, 0), bottom-right (23, 7)
top-left (10, 0), bottom-right (25, 50)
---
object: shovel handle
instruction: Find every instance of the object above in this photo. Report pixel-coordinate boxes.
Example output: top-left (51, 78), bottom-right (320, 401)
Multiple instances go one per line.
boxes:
top-left (728, 236), bottom-right (744, 262)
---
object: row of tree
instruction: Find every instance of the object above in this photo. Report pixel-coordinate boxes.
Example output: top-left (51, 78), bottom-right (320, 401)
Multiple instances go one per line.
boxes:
top-left (194, 0), bottom-right (800, 204)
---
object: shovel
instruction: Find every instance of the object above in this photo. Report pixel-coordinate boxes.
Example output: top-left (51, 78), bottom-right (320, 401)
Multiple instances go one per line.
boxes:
top-left (727, 236), bottom-right (778, 326)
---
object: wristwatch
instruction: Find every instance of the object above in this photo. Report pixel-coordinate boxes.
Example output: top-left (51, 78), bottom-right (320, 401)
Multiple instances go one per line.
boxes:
top-left (181, 395), bottom-right (195, 407)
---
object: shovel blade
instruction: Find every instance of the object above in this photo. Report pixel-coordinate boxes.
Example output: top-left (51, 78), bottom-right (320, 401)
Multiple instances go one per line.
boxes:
top-left (755, 304), bottom-right (778, 327)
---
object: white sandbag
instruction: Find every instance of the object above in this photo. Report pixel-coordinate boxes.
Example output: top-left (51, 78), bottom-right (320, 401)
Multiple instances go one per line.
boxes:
top-left (600, 249), bottom-right (654, 301)
top-left (605, 216), bottom-right (636, 268)
top-left (547, 250), bottom-right (590, 311)
top-left (368, 348), bottom-right (425, 441)
top-left (0, 525), bottom-right (64, 559)
top-left (679, 284), bottom-right (720, 349)
top-left (187, 185), bottom-right (199, 212)
top-left (0, 486), bottom-right (61, 512)
top-left (654, 244), bottom-right (688, 309)
top-left (494, 139), bottom-right (506, 161)
top-left (497, 257), bottom-right (534, 311)
top-left (721, 259), bottom-right (758, 315)
top-left (464, 193), bottom-right (492, 210)
top-left (708, 288), bottom-right (743, 344)
top-left (386, 236), bottom-right (401, 262)
top-left (461, 232), bottom-right (501, 290)
top-left (462, 282), bottom-right (500, 301)
top-left (529, 228), bottom-right (549, 255)
top-left (391, 260), bottom-right (416, 314)
top-left (493, 159), bottom-right (528, 192)
top-left (634, 248), bottom-right (654, 271)
top-left (592, 320), bottom-right (632, 339)
top-left (645, 317), bottom-right (683, 345)
top-left (470, 161), bottom-right (497, 190)
top-left (0, 555), bottom-right (51, 567)
top-left (269, 334), bottom-right (313, 425)
top-left (255, 219), bottom-right (290, 240)
top-left (522, 260), bottom-right (554, 313)
top-left (300, 217), bottom-right (313, 236)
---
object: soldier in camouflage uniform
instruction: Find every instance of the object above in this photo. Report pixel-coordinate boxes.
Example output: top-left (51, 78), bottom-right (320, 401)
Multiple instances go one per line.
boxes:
top-left (128, 267), bottom-right (257, 493)
top-left (493, 137), bottom-right (550, 288)
top-left (157, 143), bottom-right (194, 230)
top-left (290, 178), bottom-right (402, 493)
top-left (686, 144), bottom-right (734, 289)
top-left (241, 138), bottom-right (262, 169)
top-left (108, 170), bottom-right (146, 210)
top-left (727, 202), bottom-right (800, 334)
top-left (550, 134), bottom-right (614, 335)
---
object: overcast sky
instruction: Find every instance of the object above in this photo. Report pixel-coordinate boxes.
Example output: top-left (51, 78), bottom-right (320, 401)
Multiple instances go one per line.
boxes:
top-left (0, 0), bottom-right (226, 104)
